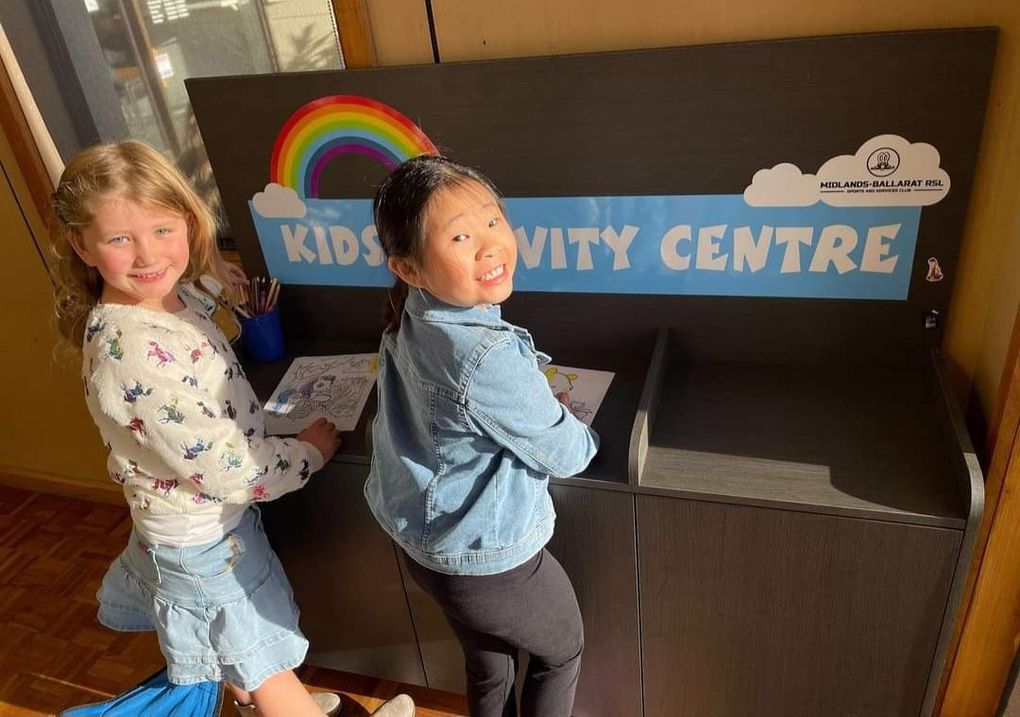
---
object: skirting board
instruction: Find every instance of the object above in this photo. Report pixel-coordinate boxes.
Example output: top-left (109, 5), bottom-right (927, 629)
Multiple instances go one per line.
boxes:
top-left (0, 466), bottom-right (123, 505)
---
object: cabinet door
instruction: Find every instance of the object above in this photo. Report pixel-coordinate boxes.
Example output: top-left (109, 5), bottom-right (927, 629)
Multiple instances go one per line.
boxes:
top-left (638, 496), bottom-right (961, 717)
top-left (399, 483), bottom-right (642, 716)
top-left (397, 551), bottom-right (466, 693)
top-left (261, 461), bottom-right (425, 686)
top-left (548, 484), bottom-right (642, 717)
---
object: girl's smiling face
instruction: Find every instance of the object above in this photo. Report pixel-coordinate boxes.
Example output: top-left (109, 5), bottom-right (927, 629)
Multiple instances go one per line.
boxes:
top-left (72, 195), bottom-right (190, 312)
top-left (406, 181), bottom-right (518, 308)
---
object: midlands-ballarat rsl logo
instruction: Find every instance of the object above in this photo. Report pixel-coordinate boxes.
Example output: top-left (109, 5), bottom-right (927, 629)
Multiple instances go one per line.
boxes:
top-left (744, 135), bottom-right (951, 208)
top-left (814, 135), bottom-right (950, 205)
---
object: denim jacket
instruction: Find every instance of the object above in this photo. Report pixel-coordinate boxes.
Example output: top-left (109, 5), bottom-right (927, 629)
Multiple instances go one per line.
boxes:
top-left (365, 290), bottom-right (599, 576)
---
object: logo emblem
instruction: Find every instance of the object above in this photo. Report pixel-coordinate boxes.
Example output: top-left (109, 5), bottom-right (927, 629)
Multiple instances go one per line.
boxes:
top-left (867, 147), bottom-right (900, 177)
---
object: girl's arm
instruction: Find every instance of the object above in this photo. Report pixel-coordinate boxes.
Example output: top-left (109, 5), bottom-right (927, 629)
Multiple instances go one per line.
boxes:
top-left (465, 338), bottom-right (599, 478)
top-left (90, 332), bottom-right (324, 504)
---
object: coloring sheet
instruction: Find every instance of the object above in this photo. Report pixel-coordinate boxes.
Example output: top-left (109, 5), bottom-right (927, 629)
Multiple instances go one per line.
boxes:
top-left (542, 365), bottom-right (615, 426)
top-left (264, 354), bottom-right (377, 434)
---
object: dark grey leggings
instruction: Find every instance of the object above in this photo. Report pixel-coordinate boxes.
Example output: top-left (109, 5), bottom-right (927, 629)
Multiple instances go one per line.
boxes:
top-left (403, 549), bottom-right (584, 717)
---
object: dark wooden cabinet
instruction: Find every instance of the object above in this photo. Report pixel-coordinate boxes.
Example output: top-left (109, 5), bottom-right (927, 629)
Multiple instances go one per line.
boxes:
top-left (262, 458), bottom-right (970, 717)
top-left (250, 356), bottom-right (978, 716)
top-left (395, 549), bottom-right (464, 693)
top-left (637, 496), bottom-right (961, 717)
top-left (260, 461), bottom-right (426, 686)
top-left (547, 484), bottom-right (642, 717)
top-left (397, 482), bottom-right (643, 715)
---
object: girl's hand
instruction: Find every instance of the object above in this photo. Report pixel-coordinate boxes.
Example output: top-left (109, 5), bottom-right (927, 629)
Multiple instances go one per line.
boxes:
top-left (298, 417), bottom-right (342, 463)
top-left (224, 261), bottom-right (248, 286)
top-left (555, 391), bottom-right (571, 407)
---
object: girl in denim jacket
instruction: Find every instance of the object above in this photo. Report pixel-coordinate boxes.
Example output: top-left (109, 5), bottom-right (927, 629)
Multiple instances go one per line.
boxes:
top-left (366, 155), bottom-right (599, 717)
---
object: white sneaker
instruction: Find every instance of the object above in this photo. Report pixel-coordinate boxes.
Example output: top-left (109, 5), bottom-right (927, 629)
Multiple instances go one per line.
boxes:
top-left (311, 691), bottom-right (343, 716)
top-left (234, 692), bottom-right (342, 716)
top-left (372, 694), bottom-right (415, 716)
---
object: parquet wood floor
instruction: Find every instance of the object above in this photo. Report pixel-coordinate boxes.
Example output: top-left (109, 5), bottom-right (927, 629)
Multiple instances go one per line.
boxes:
top-left (0, 484), bottom-right (468, 717)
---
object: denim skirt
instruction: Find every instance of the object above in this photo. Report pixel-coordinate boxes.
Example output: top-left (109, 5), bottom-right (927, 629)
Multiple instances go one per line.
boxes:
top-left (96, 506), bottom-right (309, 691)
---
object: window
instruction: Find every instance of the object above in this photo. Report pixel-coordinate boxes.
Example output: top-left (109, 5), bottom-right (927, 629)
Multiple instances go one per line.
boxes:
top-left (1, 0), bottom-right (343, 239)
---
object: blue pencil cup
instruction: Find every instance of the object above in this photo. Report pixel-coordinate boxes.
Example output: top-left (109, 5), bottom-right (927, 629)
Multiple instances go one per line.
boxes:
top-left (240, 306), bottom-right (285, 363)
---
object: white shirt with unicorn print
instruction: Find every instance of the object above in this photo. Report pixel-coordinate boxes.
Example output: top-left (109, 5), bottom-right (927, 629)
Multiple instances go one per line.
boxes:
top-left (81, 284), bottom-right (324, 546)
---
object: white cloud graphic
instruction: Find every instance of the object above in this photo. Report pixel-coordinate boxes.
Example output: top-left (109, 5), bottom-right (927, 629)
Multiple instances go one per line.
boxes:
top-left (817, 134), bottom-right (950, 207)
top-left (252, 183), bottom-right (307, 218)
top-left (743, 163), bottom-right (820, 207)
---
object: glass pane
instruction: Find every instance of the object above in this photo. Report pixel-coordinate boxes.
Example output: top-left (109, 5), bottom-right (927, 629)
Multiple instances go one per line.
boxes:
top-left (91, 2), bottom-right (169, 151)
top-left (82, 0), bottom-right (343, 238)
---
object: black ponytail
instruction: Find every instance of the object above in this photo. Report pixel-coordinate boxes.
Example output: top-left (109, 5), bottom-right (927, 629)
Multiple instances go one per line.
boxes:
top-left (384, 278), bottom-right (410, 332)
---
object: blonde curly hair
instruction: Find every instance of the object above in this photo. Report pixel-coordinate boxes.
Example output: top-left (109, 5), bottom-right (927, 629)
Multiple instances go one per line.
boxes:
top-left (49, 140), bottom-right (233, 350)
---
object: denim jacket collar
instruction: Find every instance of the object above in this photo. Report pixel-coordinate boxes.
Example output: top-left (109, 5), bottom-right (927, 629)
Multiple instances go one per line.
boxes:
top-left (406, 288), bottom-right (506, 329)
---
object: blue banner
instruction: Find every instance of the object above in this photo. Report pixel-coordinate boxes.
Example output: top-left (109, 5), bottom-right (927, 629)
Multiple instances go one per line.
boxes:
top-left (248, 195), bottom-right (921, 300)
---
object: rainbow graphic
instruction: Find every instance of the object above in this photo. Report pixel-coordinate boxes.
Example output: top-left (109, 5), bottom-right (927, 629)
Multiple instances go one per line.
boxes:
top-left (270, 95), bottom-right (438, 198)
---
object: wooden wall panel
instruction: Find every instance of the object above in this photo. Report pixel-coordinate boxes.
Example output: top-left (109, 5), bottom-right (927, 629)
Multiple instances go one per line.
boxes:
top-left (368, 0), bottom-right (434, 66)
top-left (0, 125), bottom-right (108, 486)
